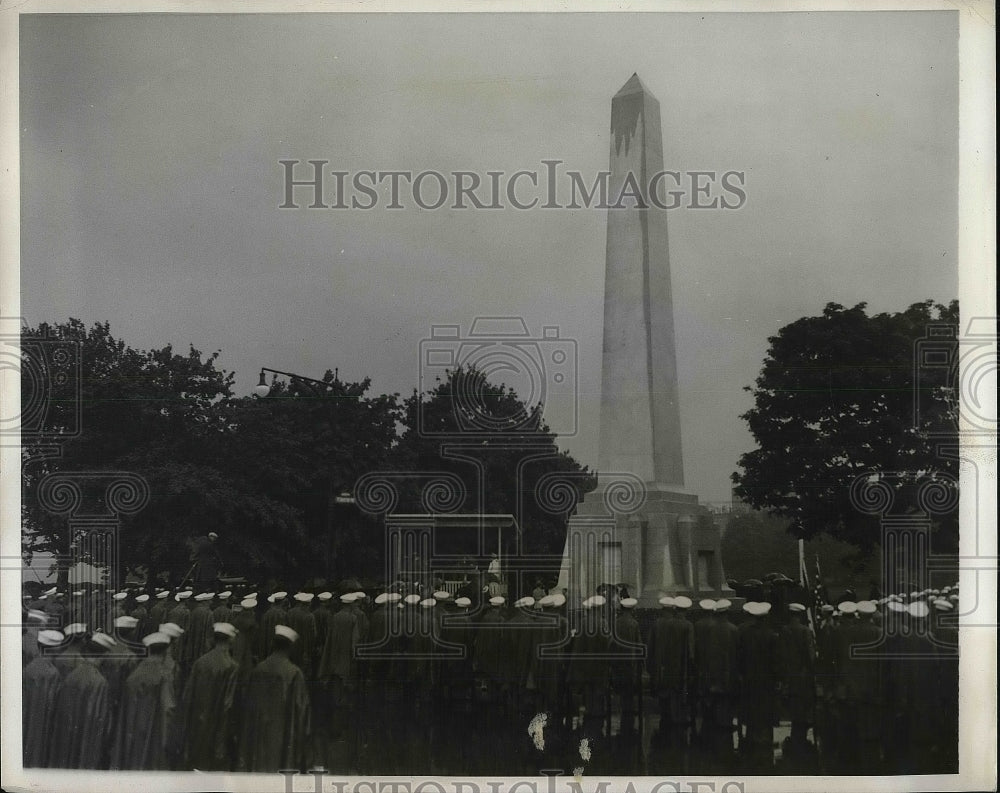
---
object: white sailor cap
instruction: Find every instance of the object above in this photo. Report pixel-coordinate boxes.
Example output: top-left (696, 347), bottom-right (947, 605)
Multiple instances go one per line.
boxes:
top-left (550, 593), bottom-right (566, 608)
top-left (159, 622), bottom-right (185, 638)
top-left (386, 592), bottom-right (402, 603)
top-left (112, 592), bottom-right (128, 601)
top-left (274, 624), bottom-right (299, 642)
top-left (715, 599), bottom-right (732, 612)
top-left (115, 615), bottom-right (140, 629)
top-left (339, 593), bottom-right (358, 604)
top-left (175, 590), bottom-right (193, 601)
top-left (155, 590), bottom-right (170, 599)
top-left (267, 591), bottom-right (287, 603)
top-left (317, 592), bottom-right (333, 601)
top-left (38, 629), bottom-right (64, 647)
top-left (404, 593), bottom-right (422, 605)
top-left (374, 593), bottom-right (391, 605)
top-left (218, 591), bottom-right (233, 600)
top-left (64, 623), bottom-right (88, 636)
top-left (747, 601), bottom-right (771, 616)
top-left (419, 598), bottom-right (437, 609)
top-left (26, 609), bottom-right (48, 624)
top-left (72, 590), bottom-right (85, 597)
top-left (433, 590), bottom-right (451, 601)
top-left (213, 622), bottom-right (238, 638)
top-left (908, 601), bottom-right (930, 618)
top-left (90, 631), bottom-right (117, 650)
top-left (351, 591), bottom-right (367, 600)
top-left (135, 594), bottom-right (150, 603)
top-left (514, 596), bottom-right (535, 608)
top-left (620, 597), bottom-right (638, 609)
top-left (699, 598), bottom-right (717, 611)
top-left (839, 601), bottom-right (858, 614)
top-left (857, 601), bottom-right (877, 615)
top-left (143, 632), bottom-right (170, 647)
top-left (194, 592), bottom-right (214, 602)
top-left (489, 596), bottom-right (505, 606)
top-left (932, 598), bottom-right (954, 611)
top-left (240, 598), bottom-right (257, 609)
top-left (659, 596), bottom-right (676, 608)
top-left (454, 597), bottom-right (472, 608)
top-left (673, 596), bottom-right (692, 610)
top-left (294, 592), bottom-right (315, 603)
top-left (789, 602), bottom-right (806, 612)
top-left (244, 591), bottom-right (258, 600)
top-left (886, 600), bottom-right (907, 613)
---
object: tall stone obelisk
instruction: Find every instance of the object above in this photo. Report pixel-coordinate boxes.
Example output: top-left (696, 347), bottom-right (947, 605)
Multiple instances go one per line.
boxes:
top-left (599, 72), bottom-right (685, 488)
top-left (558, 74), bottom-right (729, 607)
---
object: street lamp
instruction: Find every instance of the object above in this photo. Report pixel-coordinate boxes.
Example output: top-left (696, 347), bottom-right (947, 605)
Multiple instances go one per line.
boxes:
top-left (253, 366), bottom-right (339, 398)
top-left (253, 365), bottom-right (349, 578)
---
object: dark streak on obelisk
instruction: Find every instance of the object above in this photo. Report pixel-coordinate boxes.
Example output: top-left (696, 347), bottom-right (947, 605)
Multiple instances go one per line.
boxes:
top-left (600, 73), bottom-right (684, 488)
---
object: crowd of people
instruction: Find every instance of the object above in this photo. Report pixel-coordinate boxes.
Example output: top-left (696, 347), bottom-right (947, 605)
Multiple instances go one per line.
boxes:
top-left (21, 576), bottom-right (959, 776)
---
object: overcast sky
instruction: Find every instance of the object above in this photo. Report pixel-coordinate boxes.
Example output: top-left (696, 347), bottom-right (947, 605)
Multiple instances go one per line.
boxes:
top-left (20, 11), bottom-right (959, 504)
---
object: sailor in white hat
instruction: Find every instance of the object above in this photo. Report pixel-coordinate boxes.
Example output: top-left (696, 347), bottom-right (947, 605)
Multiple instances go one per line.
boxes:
top-left (237, 623), bottom-right (310, 772)
top-left (648, 592), bottom-right (695, 731)
top-left (612, 594), bottom-right (643, 735)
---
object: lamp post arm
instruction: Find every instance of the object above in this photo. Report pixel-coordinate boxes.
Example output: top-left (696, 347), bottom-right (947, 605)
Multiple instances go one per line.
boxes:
top-left (259, 366), bottom-right (338, 396)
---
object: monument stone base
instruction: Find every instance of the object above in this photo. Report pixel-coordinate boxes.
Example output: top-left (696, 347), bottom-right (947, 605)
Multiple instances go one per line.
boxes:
top-left (558, 484), bottom-right (733, 608)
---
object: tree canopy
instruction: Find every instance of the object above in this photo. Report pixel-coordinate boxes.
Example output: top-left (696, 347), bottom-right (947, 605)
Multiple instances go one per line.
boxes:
top-left (732, 299), bottom-right (960, 551)
top-left (21, 321), bottom-right (593, 587)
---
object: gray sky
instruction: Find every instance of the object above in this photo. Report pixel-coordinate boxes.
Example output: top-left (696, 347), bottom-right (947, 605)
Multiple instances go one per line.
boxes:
top-left (20, 11), bottom-right (959, 504)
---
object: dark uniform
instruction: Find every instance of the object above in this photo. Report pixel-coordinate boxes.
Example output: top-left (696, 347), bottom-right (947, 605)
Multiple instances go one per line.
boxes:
top-left (694, 609), bottom-right (739, 767)
top-left (779, 611), bottom-right (816, 756)
top-left (735, 610), bottom-right (779, 772)
top-left (647, 606), bottom-right (694, 739)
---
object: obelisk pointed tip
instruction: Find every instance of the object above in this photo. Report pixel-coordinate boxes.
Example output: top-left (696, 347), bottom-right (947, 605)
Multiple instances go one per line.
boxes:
top-left (615, 72), bottom-right (650, 98)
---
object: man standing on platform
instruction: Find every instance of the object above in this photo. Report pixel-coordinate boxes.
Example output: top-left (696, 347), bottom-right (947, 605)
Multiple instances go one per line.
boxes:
top-left (190, 531), bottom-right (221, 589)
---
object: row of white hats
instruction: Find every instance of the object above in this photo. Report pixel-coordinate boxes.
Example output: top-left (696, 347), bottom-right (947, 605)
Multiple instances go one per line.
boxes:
top-left (263, 590), bottom-right (367, 603)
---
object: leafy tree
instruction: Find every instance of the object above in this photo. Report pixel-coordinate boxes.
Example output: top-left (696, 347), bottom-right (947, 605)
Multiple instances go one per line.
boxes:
top-left (225, 373), bottom-right (403, 583)
top-left (391, 366), bottom-right (597, 579)
top-left (721, 509), bottom-right (881, 596)
top-left (732, 300), bottom-right (959, 552)
top-left (21, 320), bottom-right (403, 587)
top-left (21, 319), bottom-right (250, 585)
